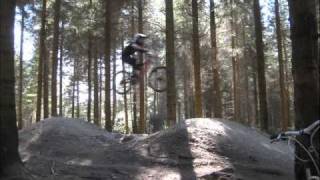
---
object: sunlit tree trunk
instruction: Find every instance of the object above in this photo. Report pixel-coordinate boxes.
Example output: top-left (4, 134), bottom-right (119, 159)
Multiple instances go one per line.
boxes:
top-left (121, 39), bottom-right (129, 133)
top-left (43, 50), bottom-right (49, 118)
top-left (99, 53), bottom-right (103, 122)
top-left (131, 0), bottom-right (138, 133)
top-left (104, 0), bottom-right (112, 131)
top-left (165, 0), bottom-right (177, 126)
top-left (59, 21), bottom-right (64, 116)
top-left (282, 29), bottom-right (291, 126)
top-left (76, 77), bottom-right (80, 119)
top-left (183, 68), bottom-right (189, 119)
top-left (288, 1), bottom-right (319, 179)
top-left (112, 49), bottom-right (117, 126)
top-left (18, 5), bottom-right (25, 129)
top-left (72, 61), bottom-right (76, 118)
top-left (192, 0), bottom-right (202, 117)
top-left (138, 0), bottom-right (145, 133)
top-left (87, 33), bottom-right (92, 123)
top-left (36, 0), bottom-right (47, 122)
top-left (249, 46), bottom-right (259, 126)
top-left (94, 40), bottom-right (100, 126)
top-left (253, 0), bottom-right (268, 131)
top-left (275, 0), bottom-right (289, 131)
top-left (0, 0), bottom-right (23, 175)
top-left (230, 0), bottom-right (240, 121)
top-left (51, 0), bottom-right (61, 116)
top-left (210, 0), bottom-right (222, 118)
top-left (242, 24), bottom-right (251, 124)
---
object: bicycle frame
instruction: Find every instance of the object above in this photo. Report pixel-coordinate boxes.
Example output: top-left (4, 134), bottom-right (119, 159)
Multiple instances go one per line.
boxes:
top-left (135, 56), bottom-right (155, 80)
top-left (271, 120), bottom-right (320, 180)
top-left (116, 55), bottom-right (167, 94)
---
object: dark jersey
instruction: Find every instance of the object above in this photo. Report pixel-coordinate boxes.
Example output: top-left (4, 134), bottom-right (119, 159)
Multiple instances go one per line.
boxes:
top-left (122, 43), bottom-right (136, 57)
top-left (122, 42), bottom-right (148, 58)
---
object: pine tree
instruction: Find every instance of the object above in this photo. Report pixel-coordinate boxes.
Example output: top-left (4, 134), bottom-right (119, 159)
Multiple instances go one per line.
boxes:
top-left (288, 0), bottom-right (319, 179)
top-left (209, 0), bottom-right (222, 118)
top-left (0, 0), bottom-right (23, 175)
top-left (104, 0), bottom-right (112, 131)
top-left (253, 0), bottom-right (268, 131)
top-left (51, 0), bottom-right (62, 116)
top-left (36, 0), bottom-right (47, 122)
top-left (192, 0), bottom-right (202, 117)
top-left (18, 5), bottom-right (26, 129)
top-left (165, 0), bottom-right (177, 126)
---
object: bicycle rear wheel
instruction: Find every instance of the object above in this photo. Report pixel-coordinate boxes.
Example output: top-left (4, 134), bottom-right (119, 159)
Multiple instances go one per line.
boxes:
top-left (148, 66), bottom-right (167, 92)
top-left (115, 71), bottom-right (131, 94)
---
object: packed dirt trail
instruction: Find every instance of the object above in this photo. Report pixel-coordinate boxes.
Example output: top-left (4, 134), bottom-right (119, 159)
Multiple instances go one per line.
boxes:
top-left (16, 118), bottom-right (294, 180)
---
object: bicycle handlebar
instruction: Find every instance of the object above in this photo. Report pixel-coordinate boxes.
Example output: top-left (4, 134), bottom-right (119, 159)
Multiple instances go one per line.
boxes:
top-left (270, 120), bottom-right (320, 143)
top-left (304, 120), bottom-right (320, 134)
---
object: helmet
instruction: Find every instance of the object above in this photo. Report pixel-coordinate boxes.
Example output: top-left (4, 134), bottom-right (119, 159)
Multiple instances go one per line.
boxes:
top-left (134, 33), bottom-right (148, 45)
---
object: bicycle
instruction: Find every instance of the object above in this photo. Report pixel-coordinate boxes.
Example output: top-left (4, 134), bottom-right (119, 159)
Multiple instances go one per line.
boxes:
top-left (115, 54), bottom-right (167, 94)
top-left (270, 120), bottom-right (320, 180)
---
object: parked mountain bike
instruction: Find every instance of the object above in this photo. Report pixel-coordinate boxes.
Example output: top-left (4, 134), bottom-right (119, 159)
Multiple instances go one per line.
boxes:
top-left (115, 54), bottom-right (167, 94)
top-left (270, 120), bottom-right (320, 180)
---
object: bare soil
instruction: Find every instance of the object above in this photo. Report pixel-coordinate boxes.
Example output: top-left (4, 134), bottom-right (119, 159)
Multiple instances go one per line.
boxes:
top-left (10, 118), bottom-right (294, 180)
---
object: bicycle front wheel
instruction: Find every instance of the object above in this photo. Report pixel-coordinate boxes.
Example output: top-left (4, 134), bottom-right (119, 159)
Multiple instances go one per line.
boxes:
top-left (115, 70), bottom-right (131, 95)
top-left (148, 66), bottom-right (167, 92)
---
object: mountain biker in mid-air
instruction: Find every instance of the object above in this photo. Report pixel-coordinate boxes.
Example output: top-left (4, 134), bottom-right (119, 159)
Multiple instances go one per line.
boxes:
top-left (122, 33), bottom-right (149, 83)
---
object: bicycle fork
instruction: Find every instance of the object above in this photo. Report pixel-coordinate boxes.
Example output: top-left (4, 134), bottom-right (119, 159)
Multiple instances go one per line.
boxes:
top-left (306, 168), bottom-right (320, 180)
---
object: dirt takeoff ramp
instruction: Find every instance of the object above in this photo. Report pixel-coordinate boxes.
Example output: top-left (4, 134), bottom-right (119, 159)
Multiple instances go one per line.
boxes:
top-left (17, 118), bottom-right (294, 180)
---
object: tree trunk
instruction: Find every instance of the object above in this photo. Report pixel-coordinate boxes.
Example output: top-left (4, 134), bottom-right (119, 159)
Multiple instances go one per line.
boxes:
top-left (87, 33), bottom-right (92, 123)
top-left (76, 75), bottom-right (80, 119)
top-left (282, 29), bottom-right (291, 126)
top-left (120, 38), bottom-right (129, 134)
top-left (230, 0), bottom-right (240, 121)
top-left (72, 61), bottom-right (76, 118)
top-left (183, 68), bottom-right (189, 119)
top-left (51, 0), bottom-right (61, 117)
top-left (43, 48), bottom-right (49, 118)
top-left (249, 46), bottom-right (259, 126)
top-left (99, 53), bottom-right (103, 122)
top-left (192, 0), bottom-right (202, 117)
top-left (210, 0), bottom-right (222, 118)
top-left (18, 6), bottom-right (25, 129)
top-left (253, 68), bottom-right (259, 126)
top-left (131, 0), bottom-right (138, 134)
top-left (132, 87), bottom-right (138, 133)
top-left (288, 1), bottom-right (319, 179)
top-left (59, 21), bottom-right (64, 116)
top-left (138, 0), bottom-right (145, 133)
top-left (94, 40), bottom-right (100, 126)
top-left (253, 0), bottom-right (268, 131)
top-left (0, 0), bottom-right (23, 175)
top-left (122, 62), bottom-right (129, 133)
top-left (275, 0), bottom-right (289, 131)
top-left (36, 0), bottom-right (47, 122)
top-left (165, 0), bottom-right (177, 127)
top-left (112, 49), bottom-right (117, 127)
top-left (241, 22), bottom-right (251, 124)
top-left (121, 39), bottom-right (129, 133)
top-left (104, 0), bottom-right (112, 131)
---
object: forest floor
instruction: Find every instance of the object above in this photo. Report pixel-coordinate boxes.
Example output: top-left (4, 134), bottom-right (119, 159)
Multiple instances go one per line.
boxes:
top-left (13, 118), bottom-right (293, 180)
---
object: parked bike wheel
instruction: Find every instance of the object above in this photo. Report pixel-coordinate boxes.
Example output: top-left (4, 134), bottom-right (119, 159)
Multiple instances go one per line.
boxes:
top-left (115, 70), bottom-right (131, 94)
top-left (148, 66), bottom-right (167, 92)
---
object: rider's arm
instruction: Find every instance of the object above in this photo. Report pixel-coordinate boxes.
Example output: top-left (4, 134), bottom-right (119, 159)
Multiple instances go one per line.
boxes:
top-left (131, 43), bottom-right (149, 53)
